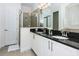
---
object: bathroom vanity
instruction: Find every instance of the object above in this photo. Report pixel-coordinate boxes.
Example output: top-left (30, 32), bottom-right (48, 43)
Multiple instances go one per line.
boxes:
top-left (30, 28), bottom-right (79, 56)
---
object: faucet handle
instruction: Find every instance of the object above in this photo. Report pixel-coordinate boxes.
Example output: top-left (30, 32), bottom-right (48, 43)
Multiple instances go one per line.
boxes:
top-left (61, 31), bottom-right (68, 37)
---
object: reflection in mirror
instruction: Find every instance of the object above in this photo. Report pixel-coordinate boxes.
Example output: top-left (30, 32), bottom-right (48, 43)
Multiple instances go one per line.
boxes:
top-left (23, 13), bottom-right (31, 27)
top-left (31, 14), bottom-right (37, 27)
top-left (53, 11), bottom-right (59, 30)
top-left (44, 15), bottom-right (51, 28)
top-left (31, 8), bottom-right (40, 27)
top-left (40, 19), bottom-right (44, 27)
top-left (39, 9), bottom-right (44, 27)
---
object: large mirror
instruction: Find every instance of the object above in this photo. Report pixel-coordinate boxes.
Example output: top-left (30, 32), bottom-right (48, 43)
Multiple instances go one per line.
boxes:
top-left (22, 3), bottom-right (79, 31)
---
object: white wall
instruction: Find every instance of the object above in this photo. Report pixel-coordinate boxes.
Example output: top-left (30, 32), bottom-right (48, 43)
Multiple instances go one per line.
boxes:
top-left (66, 4), bottom-right (79, 29)
top-left (59, 3), bottom-right (69, 30)
top-left (0, 4), bottom-right (5, 48)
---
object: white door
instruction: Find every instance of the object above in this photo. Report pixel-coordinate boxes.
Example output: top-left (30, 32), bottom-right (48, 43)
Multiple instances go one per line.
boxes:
top-left (4, 4), bottom-right (20, 45)
top-left (0, 4), bottom-right (20, 47)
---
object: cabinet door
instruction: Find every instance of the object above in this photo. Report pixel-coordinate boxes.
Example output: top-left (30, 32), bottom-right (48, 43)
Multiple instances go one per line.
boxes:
top-left (32, 34), bottom-right (51, 56)
top-left (36, 35), bottom-right (52, 56)
top-left (34, 34), bottom-right (45, 56)
top-left (32, 34), bottom-right (41, 55)
top-left (31, 33), bottom-right (35, 50)
top-left (32, 34), bottom-right (37, 54)
top-left (34, 34), bottom-right (40, 55)
top-left (52, 41), bottom-right (77, 56)
top-left (36, 35), bottom-right (51, 56)
top-left (42, 38), bottom-right (51, 56)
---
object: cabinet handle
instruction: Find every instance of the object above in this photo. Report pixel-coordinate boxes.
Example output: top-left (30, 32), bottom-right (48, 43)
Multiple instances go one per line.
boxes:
top-left (4, 29), bottom-right (8, 31)
top-left (51, 42), bottom-right (53, 51)
top-left (33, 34), bottom-right (35, 39)
top-left (48, 41), bottom-right (50, 50)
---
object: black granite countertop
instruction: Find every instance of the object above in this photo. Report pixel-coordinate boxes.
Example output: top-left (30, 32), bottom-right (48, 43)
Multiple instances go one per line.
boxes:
top-left (31, 31), bottom-right (79, 50)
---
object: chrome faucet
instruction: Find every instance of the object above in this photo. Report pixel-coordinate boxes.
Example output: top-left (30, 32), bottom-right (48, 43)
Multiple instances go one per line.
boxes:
top-left (61, 31), bottom-right (68, 37)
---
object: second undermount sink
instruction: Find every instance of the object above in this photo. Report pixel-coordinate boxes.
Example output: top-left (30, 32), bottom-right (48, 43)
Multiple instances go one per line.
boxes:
top-left (52, 36), bottom-right (69, 40)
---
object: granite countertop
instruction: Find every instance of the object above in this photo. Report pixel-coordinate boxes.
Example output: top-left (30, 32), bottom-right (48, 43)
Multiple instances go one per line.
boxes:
top-left (31, 31), bottom-right (79, 50)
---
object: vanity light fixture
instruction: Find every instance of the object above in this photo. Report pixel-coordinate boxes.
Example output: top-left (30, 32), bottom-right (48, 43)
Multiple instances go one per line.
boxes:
top-left (38, 3), bottom-right (51, 14)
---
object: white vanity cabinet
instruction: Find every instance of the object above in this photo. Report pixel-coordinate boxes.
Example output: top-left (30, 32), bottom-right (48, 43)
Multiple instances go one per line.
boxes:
top-left (31, 33), bottom-right (79, 56)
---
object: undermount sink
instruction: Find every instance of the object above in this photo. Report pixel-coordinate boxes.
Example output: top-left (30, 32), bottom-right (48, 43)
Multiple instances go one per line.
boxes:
top-left (37, 32), bottom-right (43, 34)
top-left (52, 36), bottom-right (69, 40)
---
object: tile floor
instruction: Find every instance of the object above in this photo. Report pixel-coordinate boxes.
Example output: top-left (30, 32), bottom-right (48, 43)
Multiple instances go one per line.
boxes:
top-left (0, 47), bottom-right (36, 56)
